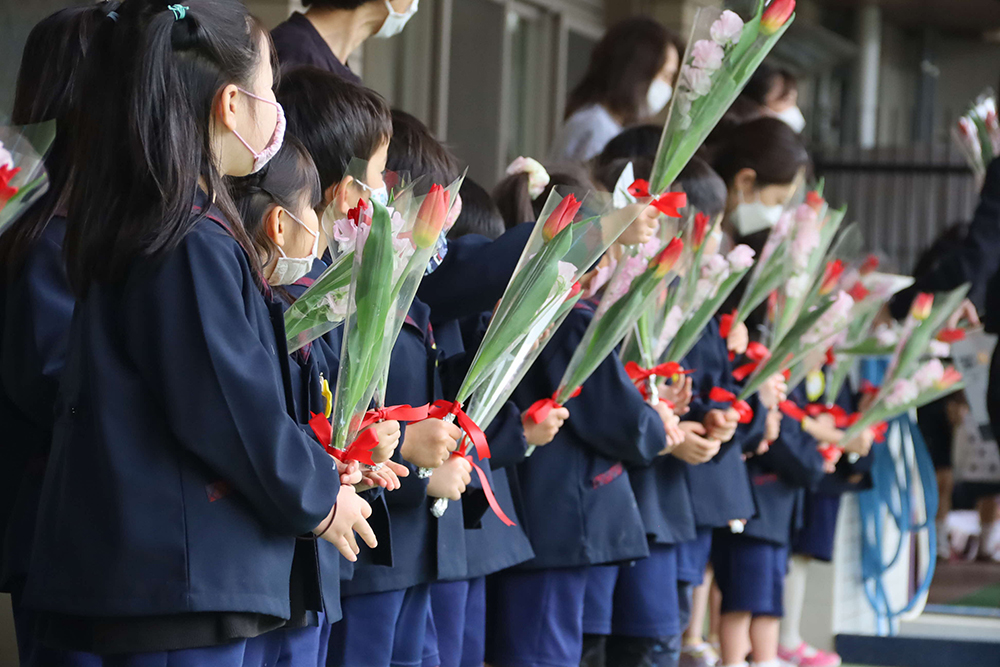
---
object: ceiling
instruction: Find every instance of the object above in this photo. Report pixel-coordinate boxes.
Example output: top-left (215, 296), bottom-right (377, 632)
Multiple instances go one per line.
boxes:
top-left (815, 0), bottom-right (1000, 35)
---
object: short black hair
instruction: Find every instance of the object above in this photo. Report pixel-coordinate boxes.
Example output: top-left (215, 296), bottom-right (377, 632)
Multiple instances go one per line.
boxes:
top-left (594, 124), bottom-right (662, 171)
top-left (449, 178), bottom-right (504, 241)
top-left (386, 109), bottom-right (460, 192)
top-left (675, 157), bottom-right (727, 218)
top-left (277, 66), bottom-right (392, 192)
top-left (706, 117), bottom-right (810, 188)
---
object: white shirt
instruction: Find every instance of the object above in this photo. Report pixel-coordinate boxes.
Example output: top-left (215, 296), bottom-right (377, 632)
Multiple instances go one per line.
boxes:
top-left (548, 104), bottom-right (623, 163)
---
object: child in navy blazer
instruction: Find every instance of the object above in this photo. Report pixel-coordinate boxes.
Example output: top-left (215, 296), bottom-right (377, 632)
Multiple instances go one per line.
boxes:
top-left (23, 3), bottom-right (384, 664)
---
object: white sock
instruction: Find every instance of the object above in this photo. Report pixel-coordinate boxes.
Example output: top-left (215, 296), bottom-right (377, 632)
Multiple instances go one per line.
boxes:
top-left (779, 554), bottom-right (809, 649)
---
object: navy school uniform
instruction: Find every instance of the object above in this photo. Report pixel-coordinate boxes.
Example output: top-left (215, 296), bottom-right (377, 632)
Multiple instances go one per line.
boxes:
top-left (487, 299), bottom-right (666, 667)
top-left (674, 318), bottom-right (762, 585)
top-left (329, 298), bottom-right (466, 667)
top-left (23, 195), bottom-right (342, 659)
top-left (793, 378), bottom-right (875, 562)
top-left (711, 381), bottom-right (825, 617)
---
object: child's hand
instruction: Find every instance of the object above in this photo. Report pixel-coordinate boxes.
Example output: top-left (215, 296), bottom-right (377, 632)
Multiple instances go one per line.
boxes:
top-left (801, 417), bottom-right (842, 445)
top-left (704, 408), bottom-right (739, 443)
top-left (727, 322), bottom-right (749, 356)
top-left (426, 455), bottom-right (473, 501)
top-left (400, 418), bottom-right (462, 469)
top-left (652, 401), bottom-right (684, 451)
top-left (336, 459), bottom-right (363, 486)
top-left (842, 428), bottom-right (875, 457)
top-left (758, 373), bottom-right (788, 410)
top-left (523, 407), bottom-right (569, 447)
top-left (765, 408), bottom-right (782, 442)
top-left (357, 460), bottom-right (410, 492)
top-left (659, 376), bottom-right (692, 415)
top-left (363, 420), bottom-right (401, 464)
top-left (822, 446), bottom-right (842, 473)
top-left (314, 485), bottom-right (376, 562)
top-left (618, 205), bottom-right (660, 246)
top-left (671, 421), bottom-right (722, 464)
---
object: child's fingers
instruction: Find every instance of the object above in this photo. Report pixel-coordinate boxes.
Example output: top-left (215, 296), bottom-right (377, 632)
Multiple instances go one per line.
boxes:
top-left (354, 517), bottom-right (378, 550)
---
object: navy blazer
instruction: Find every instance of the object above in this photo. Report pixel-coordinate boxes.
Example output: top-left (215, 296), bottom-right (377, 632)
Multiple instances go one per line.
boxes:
top-left (0, 216), bottom-right (72, 591)
top-left (509, 300), bottom-right (664, 569)
top-left (342, 298), bottom-right (470, 595)
top-left (24, 201), bottom-right (341, 619)
top-left (817, 378), bottom-right (875, 495)
top-left (742, 383), bottom-right (826, 545)
top-left (627, 454), bottom-right (697, 547)
top-left (679, 319), bottom-right (756, 527)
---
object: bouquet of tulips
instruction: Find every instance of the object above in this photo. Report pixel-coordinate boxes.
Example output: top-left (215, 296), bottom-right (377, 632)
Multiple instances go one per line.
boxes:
top-left (0, 122), bottom-right (56, 231)
top-left (648, 0), bottom-right (796, 195)
top-left (953, 90), bottom-right (1000, 184)
top-left (428, 187), bottom-right (649, 512)
top-left (326, 179), bottom-right (461, 461)
top-left (284, 162), bottom-right (423, 352)
top-left (837, 286), bottom-right (969, 443)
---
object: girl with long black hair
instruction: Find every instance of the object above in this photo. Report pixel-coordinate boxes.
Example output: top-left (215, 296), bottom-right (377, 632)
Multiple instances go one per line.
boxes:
top-left (21, 2), bottom-right (394, 663)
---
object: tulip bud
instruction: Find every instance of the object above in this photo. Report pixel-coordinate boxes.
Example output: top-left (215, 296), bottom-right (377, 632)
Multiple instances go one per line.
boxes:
top-left (806, 190), bottom-right (825, 212)
top-left (761, 0), bottom-right (795, 35)
top-left (819, 259), bottom-right (844, 295)
top-left (859, 254), bottom-right (879, 275)
top-left (628, 179), bottom-right (651, 199)
top-left (847, 282), bottom-right (870, 302)
top-left (937, 328), bottom-right (965, 343)
top-left (542, 193), bottom-right (582, 242)
top-left (413, 184), bottom-right (450, 249)
top-left (936, 366), bottom-right (962, 390)
top-left (693, 212), bottom-right (710, 249)
top-left (651, 237), bottom-right (684, 278)
top-left (910, 292), bottom-right (933, 321)
top-left (0, 164), bottom-right (21, 211)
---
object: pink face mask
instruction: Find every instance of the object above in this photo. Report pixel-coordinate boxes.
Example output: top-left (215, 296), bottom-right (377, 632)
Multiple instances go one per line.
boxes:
top-left (232, 87), bottom-right (286, 173)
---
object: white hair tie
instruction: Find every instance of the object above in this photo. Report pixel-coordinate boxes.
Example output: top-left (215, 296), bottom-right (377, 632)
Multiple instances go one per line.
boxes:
top-left (505, 156), bottom-right (550, 200)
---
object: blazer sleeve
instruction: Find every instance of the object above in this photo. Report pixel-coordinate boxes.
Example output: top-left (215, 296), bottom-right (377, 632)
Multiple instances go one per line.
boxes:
top-left (125, 231), bottom-right (341, 536)
top-left (758, 413), bottom-right (827, 490)
top-left (482, 401), bottom-right (530, 470)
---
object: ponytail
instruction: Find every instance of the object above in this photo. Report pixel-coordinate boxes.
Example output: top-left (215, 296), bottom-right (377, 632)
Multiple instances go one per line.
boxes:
top-left (63, 0), bottom-right (267, 295)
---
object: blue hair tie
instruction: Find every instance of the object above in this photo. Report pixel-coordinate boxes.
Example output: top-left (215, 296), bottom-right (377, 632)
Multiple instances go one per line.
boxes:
top-left (107, 10), bottom-right (119, 22)
top-left (167, 4), bottom-right (189, 20)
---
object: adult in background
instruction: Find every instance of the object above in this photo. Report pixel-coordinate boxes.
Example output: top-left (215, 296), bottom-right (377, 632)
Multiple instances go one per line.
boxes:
top-left (271, 0), bottom-right (419, 81)
top-left (725, 62), bottom-right (804, 132)
top-left (549, 17), bottom-right (683, 163)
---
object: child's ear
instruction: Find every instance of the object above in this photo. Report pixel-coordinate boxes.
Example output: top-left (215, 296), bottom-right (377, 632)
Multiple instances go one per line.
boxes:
top-left (265, 206), bottom-right (285, 248)
top-left (333, 175), bottom-right (358, 218)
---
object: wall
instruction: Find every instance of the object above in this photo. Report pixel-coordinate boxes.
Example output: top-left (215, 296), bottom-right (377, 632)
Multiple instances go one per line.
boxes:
top-left (933, 36), bottom-right (1000, 132)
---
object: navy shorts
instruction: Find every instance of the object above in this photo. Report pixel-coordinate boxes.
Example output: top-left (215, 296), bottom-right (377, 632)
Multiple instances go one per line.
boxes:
top-left (792, 492), bottom-right (841, 562)
top-left (675, 527), bottom-right (713, 584)
top-left (329, 585), bottom-right (431, 667)
top-left (710, 531), bottom-right (788, 617)
top-left (581, 564), bottom-right (619, 635)
top-left (486, 566), bottom-right (590, 667)
top-left (424, 577), bottom-right (487, 667)
top-left (612, 544), bottom-right (680, 639)
top-left (276, 611), bottom-right (331, 667)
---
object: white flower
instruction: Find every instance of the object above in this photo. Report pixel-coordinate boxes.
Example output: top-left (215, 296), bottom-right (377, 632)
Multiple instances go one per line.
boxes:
top-left (322, 287), bottom-right (350, 323)
top-left (505, 156), bottom-right (550, 200)
top-left (656, 305), bottom-right (686, 356)
top-left (556, 260), bottom-right (577, 291)
top-left (791, 218), bottom-right (821, 271)
top-left (693, 277), bottom-right (717, 304)
top-left (801, 291), bottom-right (854, 346)
top-left (913, 358), bottom-right (945, 391)
top-left (710, 10), bottom-right (744, 46)
top-left (875, 323), bottom-right (899, 347)
top-left (701, 253), bottom-right (730, 283)
top-left (726, 244), bottom-right (755, 271)
top-left (682, 67), bottom-right (713, 98)
top-left (691, 40), bottom-right (724, 72)
top-left (929, 340), bottom-right (951, 358)
top-left (885, 378), bottom-right (919, 408)
top-left (0, 141), bottom-right (12, 170)
top-left (785, 273), bottom-right (810, 299)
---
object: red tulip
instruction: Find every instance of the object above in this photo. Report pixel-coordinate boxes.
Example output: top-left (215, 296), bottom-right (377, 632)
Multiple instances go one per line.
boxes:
top-left (859, 254), bottom-right (879, 275)
top-left (848, 281), bottom-right (870, 302)
top-left (806, 190), bottom-right (825, 212)
top-left (937, 328), bottom-right (966, 343)
top-left (693, 212), bottom-right (710, 249)
top-left (628, 180), bottom-right (651, 198)
top-left (652, 192), bottom-right (687, 219)
top-left (761, 0), bottom-right (795, 35)
top-left (413, 184), bottom-right (451, 249)
top-left (542, 194), bottom-right (582, 242)
top-left (0, 164), bottom-right (21, 212)
top-left (910, 293), bottom-right (933, 321)
top-left (937, 366), bottom-right (962, 390)
top-left (651, 237), bottom-right (684, 278)
top-left (819, 259), bottom-right (844, 295)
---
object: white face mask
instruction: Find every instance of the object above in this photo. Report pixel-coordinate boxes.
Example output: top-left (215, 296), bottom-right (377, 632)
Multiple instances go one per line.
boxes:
top-left (357, 180), bottom-right (389, 207)
top-left (271, 209), bottom-right (319, 286)
top-left (730, 191), bottom-right (785, 237)
top-left (646, 79), bottom-right (673, 116)
top-left (775, 106), bottom-right (806, 133)
top-left (373, 0), bottom-right (419, 39)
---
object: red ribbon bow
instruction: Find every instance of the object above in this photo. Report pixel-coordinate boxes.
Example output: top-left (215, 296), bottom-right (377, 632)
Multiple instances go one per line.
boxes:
top-left (871, 421), bottom-right (888, 443)
top-left (625, 181), bottom-right (687, 218)
top-left (309, 412), bottom-right (379, 466)
top-left (778, 400), bottom-right (806, 422)
top-left (719, 310), bottom-right (737, 340)
top-left (817, 443), bottom-right (842, 464)
top-left (732, 342), bottom-right (771, 382)
top-left (708, 387), bottom-right (754, 424)
top-left (358, 404), bottom-right (431, 431)
top-left (525, 387), bottom-right (581, 425)
top-left (425, 400), bottom-right (516, 527)
top-left (624, 361), bottom-right (690, 403)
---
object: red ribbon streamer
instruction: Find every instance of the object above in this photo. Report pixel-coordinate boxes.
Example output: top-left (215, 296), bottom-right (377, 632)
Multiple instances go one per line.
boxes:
top-left (732, 342), bottom-right (772, 382)
top-left (525, 387), bottom-right (581, 425)
top-left (719, 310), bottom-right (737, 340)
top-left (817, 443), bottom-right (842, 464)
top-left (708, 387), bottom-right (754, 424)
top-left (859, 380), bottom-right (879, 396)
top-left (625, 181), bottom-right (687, 218)
top-left (778, 400), bottom-right (806, 422)
top-left (358, 404), bottom-right (431, 430)
top-left (871, 421), bottom-right (888, 443)
top-left (465, 455), bottom-right (516, 527)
